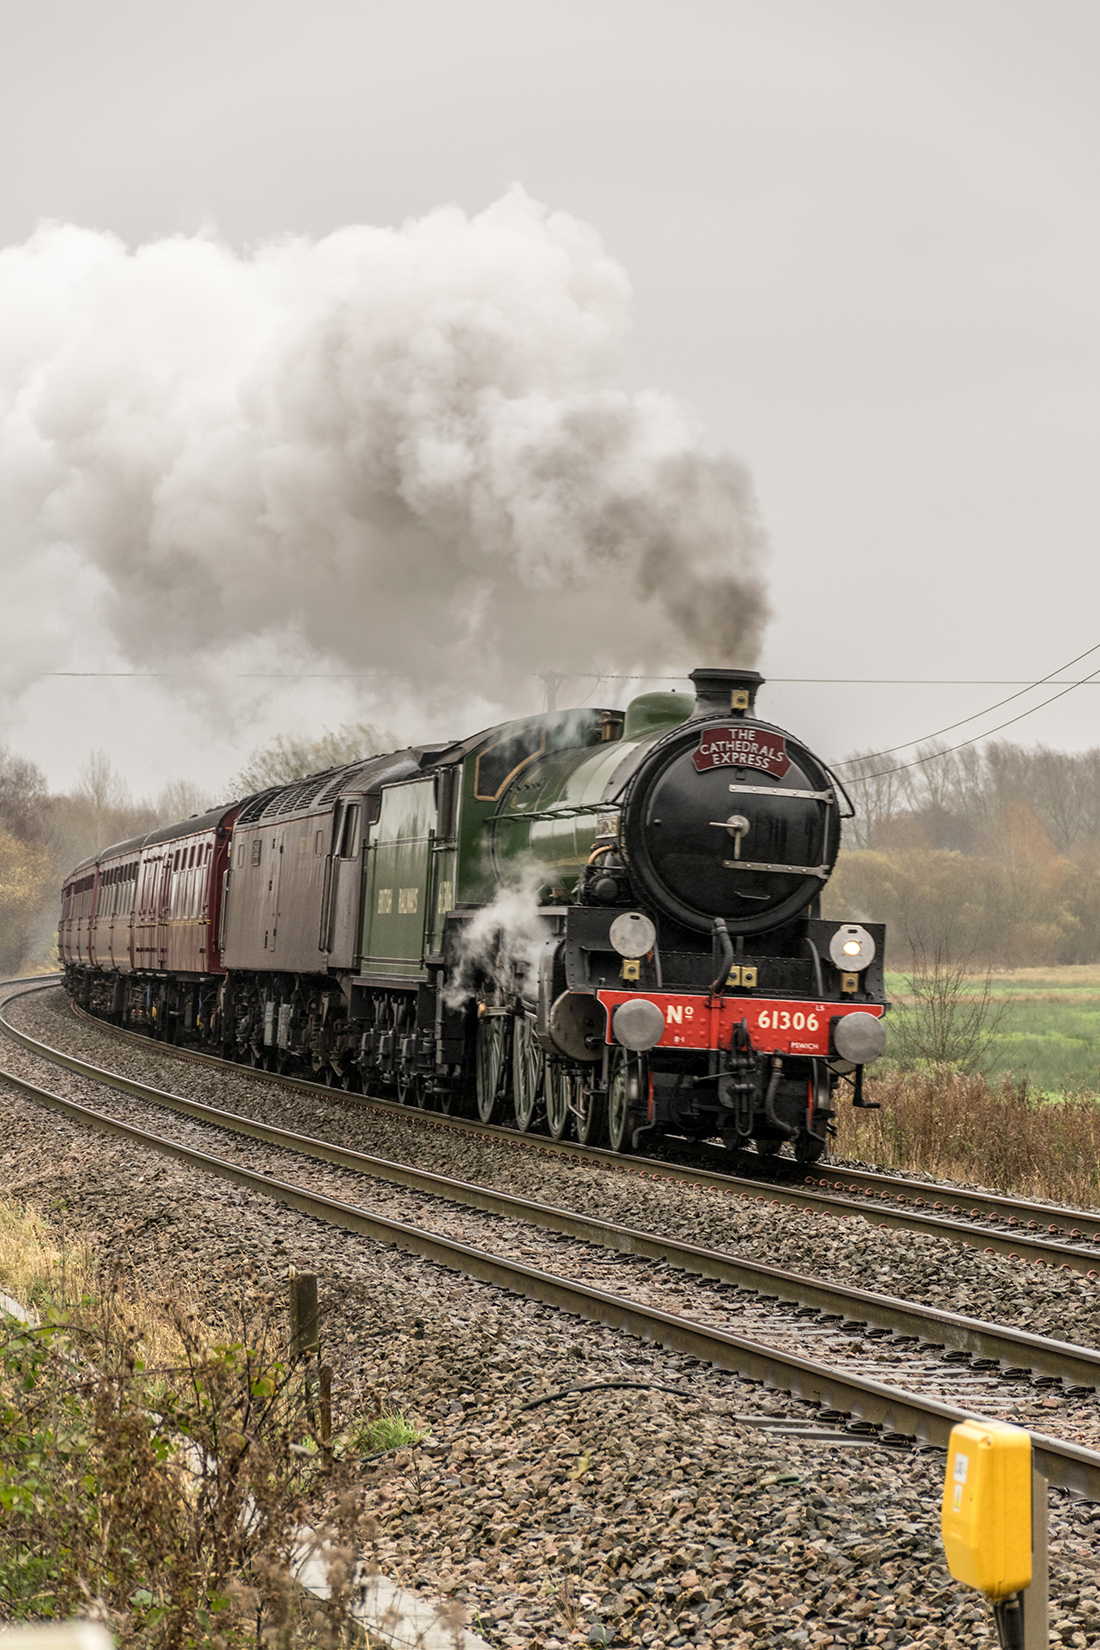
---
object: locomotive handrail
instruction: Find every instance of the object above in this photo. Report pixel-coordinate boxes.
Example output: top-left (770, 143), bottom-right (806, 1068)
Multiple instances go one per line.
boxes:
top-left (721, 859), bottom-right (832, 878)
top-left (492, 802), bottom-right (613, 823)
top-left (822, 763), bottom-right (857, 819)
top-left (720, 784), bottom-right (835, 802)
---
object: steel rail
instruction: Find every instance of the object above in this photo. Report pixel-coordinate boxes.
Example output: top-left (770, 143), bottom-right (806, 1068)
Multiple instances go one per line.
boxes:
top-left (802, 1165), bottom-right (1100, 1244)
top-left (19, 984), bottom-right (1100, 1274)
top-left (3, 989), bottom-right (1100, 1392)
top-left (35, 995), bottom-right (1100, 1277)
top-left (2, 1045), bottom-right (1099, 1500)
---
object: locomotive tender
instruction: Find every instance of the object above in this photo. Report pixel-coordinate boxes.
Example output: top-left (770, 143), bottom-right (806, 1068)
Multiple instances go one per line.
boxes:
top-left (60, 667), bottom-right (887, 1162)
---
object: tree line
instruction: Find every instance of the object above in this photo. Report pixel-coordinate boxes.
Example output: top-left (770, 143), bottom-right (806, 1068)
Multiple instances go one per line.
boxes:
top-left (0, 721), bottom-right (393, 974)
top-left (825, 739), bottom-right (1100, 966)
top-left (0, 747), bottom-right (211, 973)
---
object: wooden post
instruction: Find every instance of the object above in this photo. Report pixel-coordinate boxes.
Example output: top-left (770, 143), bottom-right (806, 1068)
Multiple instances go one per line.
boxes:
top-left (288, 1270), bottom-right (319, 1359)
top-left (319, 1365), bottom-right (333, 1445)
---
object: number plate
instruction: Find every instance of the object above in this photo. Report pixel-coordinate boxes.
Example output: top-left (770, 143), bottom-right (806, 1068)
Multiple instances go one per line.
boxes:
top-left (596, 991), bottom-right (885, 1054)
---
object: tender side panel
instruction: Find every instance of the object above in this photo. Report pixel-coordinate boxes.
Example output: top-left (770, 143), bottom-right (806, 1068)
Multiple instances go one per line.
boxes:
top-left (320, 796), bottom-right (367, 970)
top-left (361, 778), bottom-right (437, 980)
top-left (223, 807), bottom-right (353, 975)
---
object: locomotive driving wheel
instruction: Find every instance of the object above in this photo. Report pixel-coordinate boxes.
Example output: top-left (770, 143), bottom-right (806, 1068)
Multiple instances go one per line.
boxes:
top-left (512, 1014), bottom-right (542, 1133)
top-left (475, 1012), bottom-right (508, 1124)
top-left (608, 1050), bottom-right (643, 1154)
top-left (575, 1081), bottom-right (608, 1147)
top-left (545, 1061), bottom-right (572, 1140)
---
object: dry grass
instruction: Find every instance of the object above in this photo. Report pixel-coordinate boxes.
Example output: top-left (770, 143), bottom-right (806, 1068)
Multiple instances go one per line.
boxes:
top-left (0, 1197), bottom-right (94, 1311)
top-left (837, 1065), bottom-right (1100, 1207)
top-left (0, 1197), bottom-right (213, 1367)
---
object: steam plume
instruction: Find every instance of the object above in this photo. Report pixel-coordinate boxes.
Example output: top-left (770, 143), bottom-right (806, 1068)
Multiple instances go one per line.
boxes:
top-left (0, 188), bottom-right (768, 725)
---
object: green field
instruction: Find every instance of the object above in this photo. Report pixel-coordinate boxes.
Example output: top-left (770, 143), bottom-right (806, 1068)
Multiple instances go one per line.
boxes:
top-left (884, 966), bottom-right (1100, 1094)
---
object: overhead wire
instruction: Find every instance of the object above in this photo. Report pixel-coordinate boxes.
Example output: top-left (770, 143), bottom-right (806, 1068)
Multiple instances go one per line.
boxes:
top-left (842, 661), bottom-right (1100, 781)
top-left (830, 637), bottom-right (1100, 768)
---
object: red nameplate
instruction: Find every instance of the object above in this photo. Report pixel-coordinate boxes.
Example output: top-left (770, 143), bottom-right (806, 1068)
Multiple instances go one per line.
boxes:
top-left (692, 726), bottom-right (791, 778)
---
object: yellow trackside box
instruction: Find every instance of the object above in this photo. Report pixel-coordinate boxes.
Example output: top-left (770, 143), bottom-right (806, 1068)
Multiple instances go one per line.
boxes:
top-left (941, 1420), bottom-right (1032, 1599)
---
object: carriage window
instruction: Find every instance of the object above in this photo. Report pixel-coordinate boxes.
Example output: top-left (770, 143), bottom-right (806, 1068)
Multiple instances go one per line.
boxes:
top-left (251, 840), bottom-right (262, 867)
top-left (315, 830), bottom-right (324, 855)
top-left (473, 727), bottom-right (547, 801)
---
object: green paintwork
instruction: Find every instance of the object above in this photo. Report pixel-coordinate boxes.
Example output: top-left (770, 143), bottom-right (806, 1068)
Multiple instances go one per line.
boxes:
top-left (453, 708), bottom-right (617, 905)
top-left (357, 694), bottom-right (693, 978)
top-left (361, 777), bottom-right (437, 977)
top-left (491, 741), bottom-right (639, 892)
top-left (486, 693), bottom-right (692, 896)
top-left (621, 691), bottom-right (694, 742)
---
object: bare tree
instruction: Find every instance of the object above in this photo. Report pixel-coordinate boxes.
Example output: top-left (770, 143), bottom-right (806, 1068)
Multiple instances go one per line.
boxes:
top-left (229, 722), bottom-right (396, 795)
top-left (945, 743), bottom-right (988, 831)
top-left (890, 934), bottom-right (1008, 1073)
top-left (153, 778), bottom-right (213, 824)
top-left (908, 740), bottom-right (957, 814)
top-left (74, 749), bottom-right (131, 814)
top-left (0, 744), bottom-right (49, 842)
top-left (839, 749), bottom-right (913, 850)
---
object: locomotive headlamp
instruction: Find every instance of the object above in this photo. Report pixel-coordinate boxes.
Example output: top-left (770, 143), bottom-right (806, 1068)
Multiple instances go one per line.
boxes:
top-left (609, 911), bottom-right (657, 959)
top-left (828, 923), bottom-right (875, 973)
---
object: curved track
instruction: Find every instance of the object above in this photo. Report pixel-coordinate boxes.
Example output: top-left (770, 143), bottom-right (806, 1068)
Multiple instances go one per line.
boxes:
top-left (50, 990), bottom-right (1100, 1275)
top-left (4, 981), bottom-right (1100, 1499)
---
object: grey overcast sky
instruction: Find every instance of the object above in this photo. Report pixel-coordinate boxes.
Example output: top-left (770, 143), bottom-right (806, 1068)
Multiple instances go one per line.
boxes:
top-left (1, 0), bottom-right (1098, 793)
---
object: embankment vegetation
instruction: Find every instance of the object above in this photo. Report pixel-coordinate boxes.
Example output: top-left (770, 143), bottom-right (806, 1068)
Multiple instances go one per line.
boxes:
top-left (0, 1200), bottom-right (373, 1645)
top-left (839, 1066), bottom-right (1100, 1205)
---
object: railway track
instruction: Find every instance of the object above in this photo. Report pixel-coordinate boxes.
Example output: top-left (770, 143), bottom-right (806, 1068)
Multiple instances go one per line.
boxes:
top-left (35, 985), bottom-right (1100, 1278)
top-left (3, 980), bottom-right (1100, 1501)
top-left (802, 1164), bottom-right (1100, 1246)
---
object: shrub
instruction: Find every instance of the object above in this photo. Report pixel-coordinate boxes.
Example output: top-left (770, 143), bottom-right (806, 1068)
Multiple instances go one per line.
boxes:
top-left (0, 1275), bottom-right (371, 1647)
top-left (838, 1064), bottom-right (1100, 1204)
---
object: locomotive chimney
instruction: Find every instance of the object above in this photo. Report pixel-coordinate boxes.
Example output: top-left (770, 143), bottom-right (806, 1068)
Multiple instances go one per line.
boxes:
top-left (689, 667), bottom-right (764, 719)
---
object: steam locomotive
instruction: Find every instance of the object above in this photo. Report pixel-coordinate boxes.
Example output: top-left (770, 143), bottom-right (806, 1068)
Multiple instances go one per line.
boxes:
top-left (59, 667), bottom-right (886, 1162)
